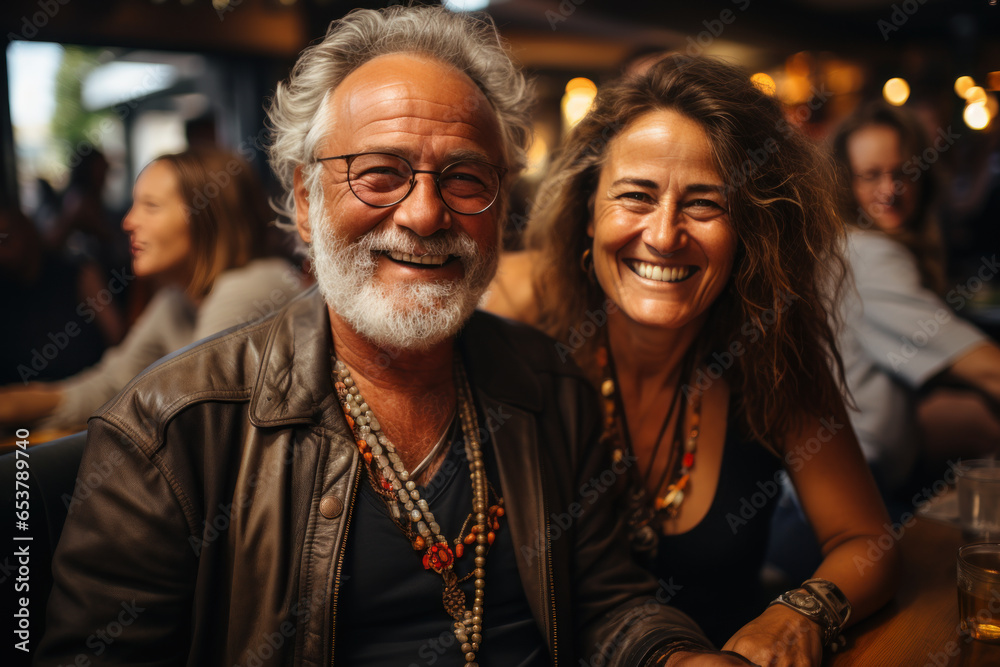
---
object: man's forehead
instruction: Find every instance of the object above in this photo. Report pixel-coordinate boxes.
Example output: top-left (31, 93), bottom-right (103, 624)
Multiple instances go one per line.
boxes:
top-left (321, 53), bottom-right (503, 160)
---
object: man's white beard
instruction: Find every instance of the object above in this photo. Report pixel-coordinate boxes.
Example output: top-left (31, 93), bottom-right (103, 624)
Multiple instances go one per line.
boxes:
top-left (308, 186), bottom-right (498, 352)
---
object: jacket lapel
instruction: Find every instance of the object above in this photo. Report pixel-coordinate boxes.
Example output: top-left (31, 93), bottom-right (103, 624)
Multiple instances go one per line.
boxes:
top-left (460, 312), bottom-right (555, 653)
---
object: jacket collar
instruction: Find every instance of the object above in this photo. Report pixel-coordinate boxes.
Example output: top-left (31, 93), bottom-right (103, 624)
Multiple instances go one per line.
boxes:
top-left (249, 287), bottom-right (545, 427)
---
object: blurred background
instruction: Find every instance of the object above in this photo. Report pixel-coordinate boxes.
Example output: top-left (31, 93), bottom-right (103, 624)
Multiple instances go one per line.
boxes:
top-left (1, 0), bottom-right (997, 280)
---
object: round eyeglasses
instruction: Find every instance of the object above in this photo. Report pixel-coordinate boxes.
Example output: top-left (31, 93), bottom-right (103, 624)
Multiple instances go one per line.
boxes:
top-left (316, 152), bottom-right (507, 216)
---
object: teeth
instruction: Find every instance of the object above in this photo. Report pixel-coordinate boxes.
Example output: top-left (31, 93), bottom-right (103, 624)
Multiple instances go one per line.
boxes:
top-left (630, 261), bottom-right (693, 283)
top-left (387, 250), bottom-right (450, 266)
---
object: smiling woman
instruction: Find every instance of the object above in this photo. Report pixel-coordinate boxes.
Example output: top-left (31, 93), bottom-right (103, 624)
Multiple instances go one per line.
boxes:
top-left (586, 109), bottom-right (736, 337)
top-left (483, 53), bottom-right (899, 666)
top-left (123, 159), bottom-right (194, 285)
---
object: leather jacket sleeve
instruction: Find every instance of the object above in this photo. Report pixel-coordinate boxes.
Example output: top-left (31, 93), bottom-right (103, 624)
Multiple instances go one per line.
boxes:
top-left (555, 374), bottom-right (711, 665)
top-left (35, 417), bottom-right (198, 666)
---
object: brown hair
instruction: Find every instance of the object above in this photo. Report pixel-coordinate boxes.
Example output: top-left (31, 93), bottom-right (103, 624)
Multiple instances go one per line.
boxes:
top-left (153, 149), bottom-right (269, 299)
top-left (830, 101), bottom-right (947, 295)
top-left (525, 53), bottom-right (847, 448)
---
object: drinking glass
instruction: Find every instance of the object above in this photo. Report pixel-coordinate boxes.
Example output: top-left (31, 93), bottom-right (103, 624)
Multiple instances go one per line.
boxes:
top-left (957, 542), bottom-right (1000, 643)
top-left (956, 459), bottom-right (1000, 542)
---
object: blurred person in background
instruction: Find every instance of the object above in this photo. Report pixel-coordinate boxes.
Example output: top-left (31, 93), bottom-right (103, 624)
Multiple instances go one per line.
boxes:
top-left (0, 148), bottom-right (303, 433)
top-left (45, 151), bottom-right (126, 268)
top-left (0, 204), bottom-right (126, 384)
top-left (485, 54), bottom-right (897, 666)
top-left (829, 101), bottom-right (1000, 495)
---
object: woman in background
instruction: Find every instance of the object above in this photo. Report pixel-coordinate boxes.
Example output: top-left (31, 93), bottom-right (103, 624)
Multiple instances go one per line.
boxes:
top-left (831, 102), bottom-right (1000, 495)
top-left (0, 148), bottom-right (303, 432)
top-left (485, 54), bottom-right (897, 665)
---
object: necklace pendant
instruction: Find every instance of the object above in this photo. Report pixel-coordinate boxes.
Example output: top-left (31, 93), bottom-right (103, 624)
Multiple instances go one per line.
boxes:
top-left (441, 570), bottom-right (467, 619)
top-left (423, 542), bottom-right (455, 573)
top-left (656, 486), bottom-right (684, 511)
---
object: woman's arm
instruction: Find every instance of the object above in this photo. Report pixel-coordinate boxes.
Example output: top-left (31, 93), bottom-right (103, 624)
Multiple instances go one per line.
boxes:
top-left (787, 402), bottom-right (900, 621)
top-left (945, 341), bottom-right (1000, 413)
top-left (0, 384), bottom-right (63, 426)
top-left (0, 290), bottom-right (191, 431)
top-left (723, 400), bottom-right (899, 666)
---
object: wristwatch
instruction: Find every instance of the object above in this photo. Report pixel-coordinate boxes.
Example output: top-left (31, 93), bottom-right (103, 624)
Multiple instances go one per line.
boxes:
top-left (769, 578), bottom-right (852, 650)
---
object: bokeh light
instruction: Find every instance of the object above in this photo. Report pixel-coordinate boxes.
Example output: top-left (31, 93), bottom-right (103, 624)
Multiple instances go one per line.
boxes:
top-left (954, 75), bottom-right (975, 98)
top-left (750, 73), bottom-right (776, 96)
top-left (963, 101), bottom-right (991, 130)
top-left (882, 78), bottom-right (910, 106)
top-left (964, 86), bottom-right (988, 104)
top-left (562, 77), bottom-right (597, 130)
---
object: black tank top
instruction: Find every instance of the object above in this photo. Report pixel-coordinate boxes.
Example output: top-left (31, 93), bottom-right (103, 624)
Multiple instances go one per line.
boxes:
top-left (645, 423), bottom-right (782, 647)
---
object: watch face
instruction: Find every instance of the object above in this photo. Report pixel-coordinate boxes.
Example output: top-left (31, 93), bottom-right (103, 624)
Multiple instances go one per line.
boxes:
top-left (787, 591), bottom-right (822, 613)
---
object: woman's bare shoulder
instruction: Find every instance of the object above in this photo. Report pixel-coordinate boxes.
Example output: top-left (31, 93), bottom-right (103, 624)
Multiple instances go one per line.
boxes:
top-left (480, 250), bottom-right (542, 326)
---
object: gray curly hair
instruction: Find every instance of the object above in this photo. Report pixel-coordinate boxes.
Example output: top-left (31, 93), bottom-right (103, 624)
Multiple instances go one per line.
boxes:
top-left (266, 5), bottom-right (533, 222)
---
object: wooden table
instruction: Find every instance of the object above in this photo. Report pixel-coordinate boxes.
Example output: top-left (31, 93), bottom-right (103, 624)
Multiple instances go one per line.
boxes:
top-left (826, 517), bottom-right (1000, 666)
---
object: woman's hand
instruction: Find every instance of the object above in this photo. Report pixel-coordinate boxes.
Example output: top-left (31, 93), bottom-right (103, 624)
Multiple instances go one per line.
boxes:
top-left (720, 604), bottom-right (823, 667)
top-left (664, 649), bottom-right (759, 666)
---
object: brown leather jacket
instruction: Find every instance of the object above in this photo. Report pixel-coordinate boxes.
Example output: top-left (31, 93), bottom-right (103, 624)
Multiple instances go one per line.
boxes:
top-left (37, 288), bottom-right (709, 666)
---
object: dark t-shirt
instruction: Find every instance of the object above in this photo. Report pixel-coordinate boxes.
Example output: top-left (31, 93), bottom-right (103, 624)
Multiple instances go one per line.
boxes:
top-left (337, 420), bottom-right (548, 667)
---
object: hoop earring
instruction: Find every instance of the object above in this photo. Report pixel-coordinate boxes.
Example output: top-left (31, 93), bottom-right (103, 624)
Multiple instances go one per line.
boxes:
top-left (580, 247), bottom-right (596, 284)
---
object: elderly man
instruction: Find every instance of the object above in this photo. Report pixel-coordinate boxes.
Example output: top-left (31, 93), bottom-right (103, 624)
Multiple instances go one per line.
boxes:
top-left (37, 7), bottom-right (749, 666)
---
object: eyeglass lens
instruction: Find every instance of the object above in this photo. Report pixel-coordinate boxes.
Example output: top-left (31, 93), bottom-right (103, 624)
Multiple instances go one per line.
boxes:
top-left (347, 153), bottom-right (500, 214)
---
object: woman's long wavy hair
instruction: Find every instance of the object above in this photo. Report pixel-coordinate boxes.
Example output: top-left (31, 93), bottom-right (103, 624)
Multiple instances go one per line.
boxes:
top-left (525, 53), bottom-right (847, 449)
top-left (830, 101), bottom-right (947, 295)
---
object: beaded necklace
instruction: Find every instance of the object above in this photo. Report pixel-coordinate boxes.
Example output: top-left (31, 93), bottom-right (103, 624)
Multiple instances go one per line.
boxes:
top-left (333, 354), bottom-right (503, 667)
top-left (597, 342), bottom-right (702, 558)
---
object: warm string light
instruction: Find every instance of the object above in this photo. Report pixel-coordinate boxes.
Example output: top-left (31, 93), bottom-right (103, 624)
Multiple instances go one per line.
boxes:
top-left (882, 77), bottom-right (910, 106)
top-left (955, 76), bottom-right (994, 130)
top-left (561, 77), bottom-right (597, 130)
